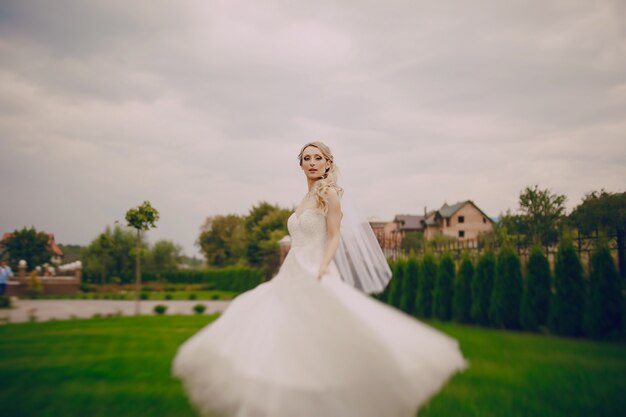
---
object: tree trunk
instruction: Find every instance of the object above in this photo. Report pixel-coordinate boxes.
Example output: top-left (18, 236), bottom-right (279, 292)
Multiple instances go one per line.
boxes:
top-left (134, 229), bottom-right (141, 316)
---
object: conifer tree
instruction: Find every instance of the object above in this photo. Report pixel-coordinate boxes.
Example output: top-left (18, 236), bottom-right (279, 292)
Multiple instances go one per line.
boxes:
top-left (387, 259), bottom-right (406, 309)
top-left (471, 251), bottom-right (495, 326)
top-left (401, 256), bottom-right (420, 315)
top-left (416, 253), bottom-right (437, 318)
top-left (434, 253), bottom-right (455, 321)
top-left (521, 246), bottom-right (551, 331)
top-left (453, 254), bottom-right (473, 323)
top-left (584, 243), bottom-right (623, 339)
top-left (549, 240), bottom-right (585, 336)
top-left (490, 247), bottom-right (523, 329)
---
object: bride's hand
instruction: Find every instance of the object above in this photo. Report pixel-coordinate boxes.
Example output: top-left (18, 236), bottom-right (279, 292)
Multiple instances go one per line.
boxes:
top-left (317, 265), bottom-right (328, 280)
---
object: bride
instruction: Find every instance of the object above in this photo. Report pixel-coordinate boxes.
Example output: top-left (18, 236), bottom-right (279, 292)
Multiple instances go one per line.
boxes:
top-left (172, 142), bottom-right (467, 417)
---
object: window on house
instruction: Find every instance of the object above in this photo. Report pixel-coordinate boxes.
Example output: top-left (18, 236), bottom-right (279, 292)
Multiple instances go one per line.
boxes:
top-left (458, 230), bottom-right (465, 238)
top-left (483, 217), bottom-right (487, 223)
top-left (458, 215), bottom-right (465, 223)
top-left (446, 218), bottom-right (450, 227)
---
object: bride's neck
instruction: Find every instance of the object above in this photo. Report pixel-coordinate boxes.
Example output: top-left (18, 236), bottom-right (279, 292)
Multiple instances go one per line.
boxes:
top-left (306, 178), bottom-right (319, 192)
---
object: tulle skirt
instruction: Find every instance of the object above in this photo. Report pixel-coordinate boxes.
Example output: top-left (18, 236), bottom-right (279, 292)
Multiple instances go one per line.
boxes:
top-left (172, 267), bottom-right (467, 417)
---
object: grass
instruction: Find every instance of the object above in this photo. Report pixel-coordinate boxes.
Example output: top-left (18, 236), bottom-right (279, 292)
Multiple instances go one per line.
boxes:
top-left (0, 317), bottom-right (625, 417)
top-left (422, 322), bottom-right (626, 417)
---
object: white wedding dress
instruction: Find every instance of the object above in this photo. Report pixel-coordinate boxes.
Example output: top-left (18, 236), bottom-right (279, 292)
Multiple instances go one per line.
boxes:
top-left (172, 207), bottom-right (467, 417)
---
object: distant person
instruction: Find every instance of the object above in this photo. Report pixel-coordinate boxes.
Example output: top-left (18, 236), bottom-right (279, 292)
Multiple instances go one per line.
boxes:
top-left (0, 261), bottom-right (13, 295)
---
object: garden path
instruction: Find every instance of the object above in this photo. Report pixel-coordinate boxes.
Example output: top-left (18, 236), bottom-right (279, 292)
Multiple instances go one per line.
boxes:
top-left (0, 299), bottom-right (231, 323)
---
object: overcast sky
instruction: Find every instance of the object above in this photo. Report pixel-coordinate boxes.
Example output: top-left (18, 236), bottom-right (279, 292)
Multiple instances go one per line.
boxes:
top-left (1, 0), bottom-right (625, 257)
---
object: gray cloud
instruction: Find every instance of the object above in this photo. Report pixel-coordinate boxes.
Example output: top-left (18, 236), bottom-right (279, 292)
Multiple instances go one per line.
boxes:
top-left (1, 0), bottom-right (625, 256)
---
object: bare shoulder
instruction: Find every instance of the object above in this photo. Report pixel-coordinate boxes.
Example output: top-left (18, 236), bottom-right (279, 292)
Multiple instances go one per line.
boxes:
top-left (322, 186), bottom-right (341, 206)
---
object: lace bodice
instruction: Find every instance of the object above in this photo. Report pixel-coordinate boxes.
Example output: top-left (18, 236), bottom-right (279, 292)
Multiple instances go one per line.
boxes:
top-left (280, 207), bottom-right (338, 280)
top-left (287, 208), bottom-right (327, 250)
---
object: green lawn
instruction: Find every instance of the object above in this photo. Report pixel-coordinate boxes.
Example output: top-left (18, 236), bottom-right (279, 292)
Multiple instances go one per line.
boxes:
top-left (0, 316), bottom-right (625, 417)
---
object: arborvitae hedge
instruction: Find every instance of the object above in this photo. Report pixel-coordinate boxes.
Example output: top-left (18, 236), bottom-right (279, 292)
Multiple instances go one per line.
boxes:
top-left (434, 253), bottom-right (455, 321)
top-left (387, 259), bottom-right (406, 309)
top-left (472, 251), bottom-right (495, 326)
top-left (401, 257), bottom-right (420, 315)
top-left (584, 244), bottom-right (623, 339)
top-left (416, 253), bottom-right (437, 318)
top-left (521, 246), bottom-right (551, 331)
top-left (453, 254), bottom-right (473, 323)
top-left (549, 241), bottom-right (585, 337)
top-left (490, 247), bottom-right (523, 329)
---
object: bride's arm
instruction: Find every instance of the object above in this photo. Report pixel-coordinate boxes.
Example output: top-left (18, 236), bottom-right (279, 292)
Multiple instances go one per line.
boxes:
top-left (317, 187), bottom-right (341, 280)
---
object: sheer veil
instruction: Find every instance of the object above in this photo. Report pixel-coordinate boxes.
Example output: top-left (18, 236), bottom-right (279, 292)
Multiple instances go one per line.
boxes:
top-left (333, 175), bottom-right (392, 295)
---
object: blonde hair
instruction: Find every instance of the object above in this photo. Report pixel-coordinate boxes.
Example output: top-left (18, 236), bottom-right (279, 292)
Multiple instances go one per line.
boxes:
top-left (297, 141), bottom-right (343, 213)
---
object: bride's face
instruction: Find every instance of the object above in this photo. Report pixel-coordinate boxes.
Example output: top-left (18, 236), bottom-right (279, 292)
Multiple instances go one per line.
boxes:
top-left (301, 146), bottom-right (330, 180)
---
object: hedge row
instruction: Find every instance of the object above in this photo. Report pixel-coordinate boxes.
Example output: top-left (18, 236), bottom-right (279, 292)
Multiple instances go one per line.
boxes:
top-left (382, 241), bottom-right (624, 340)
top-left (86, 267), bottom-right (264, 293)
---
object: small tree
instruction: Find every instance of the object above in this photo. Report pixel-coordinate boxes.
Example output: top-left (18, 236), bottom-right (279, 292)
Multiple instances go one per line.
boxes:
top-left (401, 256), bottom-right (420, 315)
top-left (81, 225), bottom-right (143, 284)
top-left (518, 185), bottom-right (567, 247)
top-left (97, 233), bottom-right (113, 285)
top-left (584, 243), bottom-right (623, 339)
top-left (490, 247), bottom-right (523, 329)
top-left (471, 251), bottom-right (496, 326)
top-left (433, 253), bottom-right (455, 321)
top-left (453, 254), bottom-right (473, 323)
top-left (197, 214), bottom-right (247, 267)
top-left (521, 246), bottom-right (551, 331)
top-left (569, 190), bottom-right (626, 278)
top-left (126, 201), bottom-right (160, 315)
top-left (416, 253), bottom-right (437, 318)
top-left (148, 240), bottom-right (183, 274)
top-left (2, 227), bottom-right (53, 271)
top-left (549, 240), bottom-right (585, 336)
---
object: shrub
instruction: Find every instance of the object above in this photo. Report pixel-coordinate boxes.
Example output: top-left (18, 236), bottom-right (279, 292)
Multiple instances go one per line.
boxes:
top-left (193, 304), bottom-right (207, 315)
top-left (164, 293), bottom-right (173, 300)
top-left (137, 267), bottom-right (264, 292)
top-left (521, 246), bottom-right (551, 331)
top-left (140, 292), bottom-right (149, 300)
top-left (27, 271), bottom-right (43, 298)
top-left (584, 243), bottom-right (623, 339)
top-left (434, 253), bottom-right (455, 321)
top-left (401, 257), bottom-right (420, 315)
top-left (549, 240), bottom-right (585, 336)
top-left (471, 251), bottom-right (495, 326)
top-left (0, 296), bottom-right (11, 309)
top-left (188, 293), bottom-right (197, 300)
top-left (416, 253), bottom-right (437, 318)
top-left (453, 254), bottom-right (473, 323)
top-left (211, 294), bottom-right (220, 300)
top-left (153, 304), bottom-right (168, 315)
top-left (490, 247), bottom-right (523, 329)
